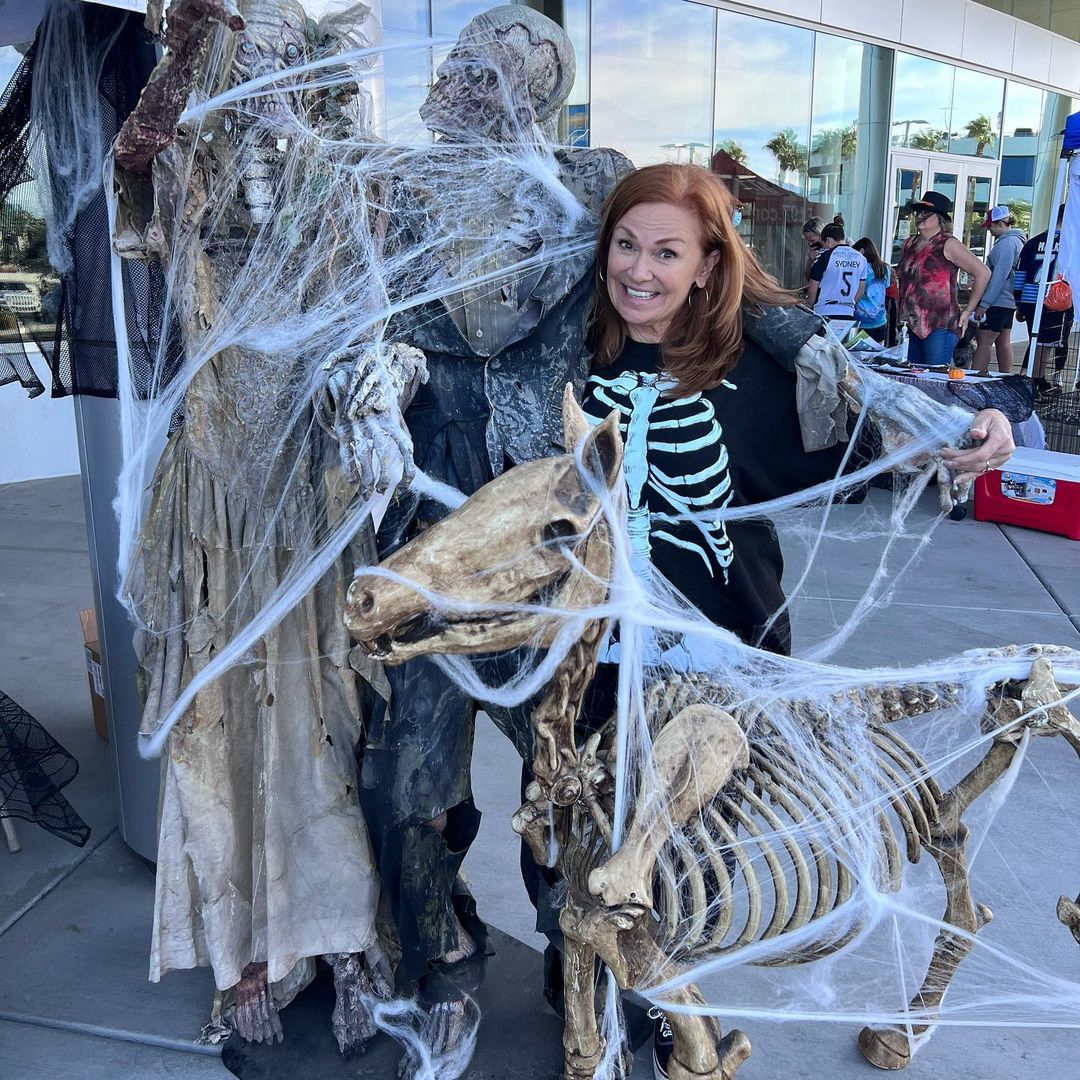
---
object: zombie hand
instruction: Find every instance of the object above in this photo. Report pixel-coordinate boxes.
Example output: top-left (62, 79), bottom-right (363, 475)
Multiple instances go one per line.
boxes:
top-left (328, 948), bottom-right (395, 1057)
top-left (223, 961), bottom-right (283, 1045)
top-left (324, 342), bottom-right (428, 496)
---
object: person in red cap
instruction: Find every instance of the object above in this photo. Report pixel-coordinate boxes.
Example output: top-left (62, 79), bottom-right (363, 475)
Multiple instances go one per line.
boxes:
top-left (895, 190), bottom-right (990, 365)
top-left (972, 205), bottom-right (1026, 373)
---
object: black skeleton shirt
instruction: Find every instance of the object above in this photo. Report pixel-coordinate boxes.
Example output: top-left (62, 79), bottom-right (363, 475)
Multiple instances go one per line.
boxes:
top-left (582, 337), bottom-right (852, 655)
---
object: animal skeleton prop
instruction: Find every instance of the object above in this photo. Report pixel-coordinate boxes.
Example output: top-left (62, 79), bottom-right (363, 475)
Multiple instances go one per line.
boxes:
top-left (346, 386), bottom-right (1080, 1079)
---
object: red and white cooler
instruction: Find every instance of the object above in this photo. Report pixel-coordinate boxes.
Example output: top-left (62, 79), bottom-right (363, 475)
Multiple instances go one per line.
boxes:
top-left (974, 446), bottom-right (1080, 541)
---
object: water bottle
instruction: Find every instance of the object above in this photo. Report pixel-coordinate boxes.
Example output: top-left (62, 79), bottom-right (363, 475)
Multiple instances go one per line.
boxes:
top-left (899, 325), bottom-right (909, 363)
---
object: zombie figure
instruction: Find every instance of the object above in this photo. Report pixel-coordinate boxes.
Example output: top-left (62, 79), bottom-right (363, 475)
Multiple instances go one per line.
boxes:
top-left (340, 5), bottom-right (632, 1070)
top-left (113, 0), bottom-right (392, 1053)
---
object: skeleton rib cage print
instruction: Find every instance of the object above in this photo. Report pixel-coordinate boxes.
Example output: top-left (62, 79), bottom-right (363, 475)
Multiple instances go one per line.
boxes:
top-left (584, 369), bottom-right (736, 583)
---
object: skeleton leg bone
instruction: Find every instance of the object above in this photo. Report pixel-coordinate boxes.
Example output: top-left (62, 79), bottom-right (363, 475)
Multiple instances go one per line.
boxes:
top-left (569, 903), bottom-right (751, 1080)
top-left (858, 735), bottom-right (1020, 1069)
top-left (560, 907), bottom-right (606, 1080)
top-left (588, 706), bottom-right (750, 909)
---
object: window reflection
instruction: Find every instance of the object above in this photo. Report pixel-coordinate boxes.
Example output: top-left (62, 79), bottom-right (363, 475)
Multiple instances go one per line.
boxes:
top-left (1001, 81), bottom-right (1044, 232)
top-left (892, 53), bottom-right (1003, 158)
top-left (950, 67), bottom-right (1004, 159)
top-left (430, 0), bottom-right (495, 36)
top-left (961, 174), bottom-right (993, 263)
top-left (711, 11), bottom-right (812, 288)
top-left (892, 54), bottom-right (952, 151)
top-left (808, 34), bottom-right (892, 249)
top-left (373, 0), bottom-right (430, 141)
top-left (590, 0), bottom-right (716, 167)
top-left (563, 0), bottom-right (590, 146)
top-left (889, 166), bottom-right (924, 264)
top-left (809, 33), bottom-right (862, 222)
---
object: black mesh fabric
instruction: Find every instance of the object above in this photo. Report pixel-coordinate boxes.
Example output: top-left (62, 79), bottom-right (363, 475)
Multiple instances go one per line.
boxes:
top-left (0, 4), bottom-right (170, 400)
top-left (942, 374), bottom-right (1036, 423)
top-left (0, 690), bottom-right (90, 848)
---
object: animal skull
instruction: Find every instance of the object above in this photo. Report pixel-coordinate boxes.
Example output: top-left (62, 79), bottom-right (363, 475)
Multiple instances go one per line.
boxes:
top-left (345, 388), bottom-right (622, 662)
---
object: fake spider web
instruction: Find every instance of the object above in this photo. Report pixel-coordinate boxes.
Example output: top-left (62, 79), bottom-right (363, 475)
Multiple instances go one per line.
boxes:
top-left (24, 1), bottom-right (1080, 1075)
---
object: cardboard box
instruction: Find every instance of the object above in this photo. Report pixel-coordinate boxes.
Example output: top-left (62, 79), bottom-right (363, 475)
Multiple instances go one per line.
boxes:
top-left (974, 447), bottom-right (1080, 541)
top-left (79, 608), bottom-right (108, 741)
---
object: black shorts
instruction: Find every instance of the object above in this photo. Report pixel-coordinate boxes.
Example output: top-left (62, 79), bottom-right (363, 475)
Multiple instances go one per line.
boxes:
top-left (982, 306), bottom-right (1014, 333)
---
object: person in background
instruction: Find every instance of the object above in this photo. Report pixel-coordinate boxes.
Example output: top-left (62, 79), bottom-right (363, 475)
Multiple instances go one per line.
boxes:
top-left (802, 215), bottom-right (825, 283)
top-left (971, 205), bottom-right (1025, 374)
top-left (896, 191), bottom-right (990, 365)
top-left (807, 216), bottom-right (866, 336)
top-left (1014, 207), bottom-right (1074, 400)
top-left (852, 236), bottom-right (892, 342)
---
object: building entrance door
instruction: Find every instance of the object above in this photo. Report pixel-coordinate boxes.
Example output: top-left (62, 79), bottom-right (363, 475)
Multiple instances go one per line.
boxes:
top-left (884, 151), bottom-right (999, 274)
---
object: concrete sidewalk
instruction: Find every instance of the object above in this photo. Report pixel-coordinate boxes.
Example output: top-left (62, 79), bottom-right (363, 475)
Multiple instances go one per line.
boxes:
top-left (1, 474), bottom-right (1078, 1079)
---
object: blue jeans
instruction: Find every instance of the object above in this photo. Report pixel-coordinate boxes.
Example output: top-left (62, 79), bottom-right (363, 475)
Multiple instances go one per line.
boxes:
top-left (908, 328), bottom-right (959, 365)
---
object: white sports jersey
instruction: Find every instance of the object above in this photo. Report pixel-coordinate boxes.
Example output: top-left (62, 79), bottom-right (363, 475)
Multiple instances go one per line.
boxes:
top-left (811, 245), bottom-right (867, 318)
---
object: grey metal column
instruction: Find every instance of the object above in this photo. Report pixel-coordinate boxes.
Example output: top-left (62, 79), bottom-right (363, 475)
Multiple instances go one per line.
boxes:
top-left (73, 393), bottom-right (159, 860)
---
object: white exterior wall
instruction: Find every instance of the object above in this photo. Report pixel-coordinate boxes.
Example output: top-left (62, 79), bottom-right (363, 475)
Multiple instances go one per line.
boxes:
top-left (0, 352), bottom-right (80, 484)
top-left (720, 0), bottom-right (1080, 96)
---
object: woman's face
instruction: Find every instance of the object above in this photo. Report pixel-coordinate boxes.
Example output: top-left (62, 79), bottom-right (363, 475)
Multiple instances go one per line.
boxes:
top-left (915, 210), bottom-right (942, 237)
top-left (606, 201), bottom-right (719, 343)
top-left (804, 230), bottom-right (822, 252)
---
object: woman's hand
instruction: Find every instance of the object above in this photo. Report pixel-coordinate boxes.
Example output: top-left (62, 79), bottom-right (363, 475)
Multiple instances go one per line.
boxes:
top-left (938, 409), bottom-right (1015, 484)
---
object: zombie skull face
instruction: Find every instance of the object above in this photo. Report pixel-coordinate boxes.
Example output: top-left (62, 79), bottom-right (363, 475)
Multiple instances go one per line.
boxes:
top-left (419, 5), bottom-right (574, 143)
top-left (231, 0), bottom-right (309, 129)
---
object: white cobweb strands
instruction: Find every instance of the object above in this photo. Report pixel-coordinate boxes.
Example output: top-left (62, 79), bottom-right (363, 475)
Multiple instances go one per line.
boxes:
top-left (40, 0), bottom-right (1080, 1055)
top-left (590, 477), bottom-right (1080, 1035)
top-left (91, 11), bottom-right (596, 758)
top-left (29, 0), bottom-right (126, 275)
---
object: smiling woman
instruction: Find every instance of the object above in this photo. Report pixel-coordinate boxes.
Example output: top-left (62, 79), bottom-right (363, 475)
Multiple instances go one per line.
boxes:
top-left (604, 202), bottom-right (719, 343)
top-left (584, 163), bottom-right (1014, 654)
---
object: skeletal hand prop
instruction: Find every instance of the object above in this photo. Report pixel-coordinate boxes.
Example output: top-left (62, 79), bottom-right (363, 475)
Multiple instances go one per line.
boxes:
top-left (324, 342), bottom-right (428, 495)
top-left (838, 362), bottom-right (1014, 512)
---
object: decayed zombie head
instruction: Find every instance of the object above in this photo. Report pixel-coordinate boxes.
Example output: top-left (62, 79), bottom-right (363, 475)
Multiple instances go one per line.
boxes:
top-left (420, 4), bottom-right (575, 142)
top-left (230, 0), bottom-right (311, 127)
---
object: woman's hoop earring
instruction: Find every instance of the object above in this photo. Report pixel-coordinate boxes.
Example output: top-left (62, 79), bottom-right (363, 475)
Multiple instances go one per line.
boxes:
top-left (688, 285), bottom-right (711, 309)
top-left (598, 266), bottom-right (606, 282)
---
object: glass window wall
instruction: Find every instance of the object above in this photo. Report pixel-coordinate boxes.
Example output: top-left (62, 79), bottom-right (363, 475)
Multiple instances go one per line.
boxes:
top-left (892, 53), bottom-right (953, 152)
top-left (589, 0), bottom-right (717, 167)
top-left (379, 2), bottom-right (1080, 292)
top-left (892, 54), bottom-right (1004, 158)
top-left (1000, 81), bottom-right (1045, 231)
top-left (563, 0), bottom-right (591, 146)
top-left (808, 34), bottom-right (894, 249)
top-left (711, 10), bottom-right (813, 287)
top-left (371, 0), bottom-right (430, 141)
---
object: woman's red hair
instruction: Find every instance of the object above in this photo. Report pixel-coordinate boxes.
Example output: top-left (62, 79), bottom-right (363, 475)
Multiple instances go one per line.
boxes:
top-left (591, 163), bottom-right (794, 394)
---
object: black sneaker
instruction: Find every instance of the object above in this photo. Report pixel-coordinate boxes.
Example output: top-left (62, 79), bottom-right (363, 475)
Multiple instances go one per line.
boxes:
top-left (1035, 378), bottom-right (1062, 404)
top-left (649, 1006), bottom-right (674, 1080)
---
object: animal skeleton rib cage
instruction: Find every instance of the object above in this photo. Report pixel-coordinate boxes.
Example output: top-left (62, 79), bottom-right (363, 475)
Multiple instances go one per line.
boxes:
top-left (20, 0), bottom-right (1080, 1076)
